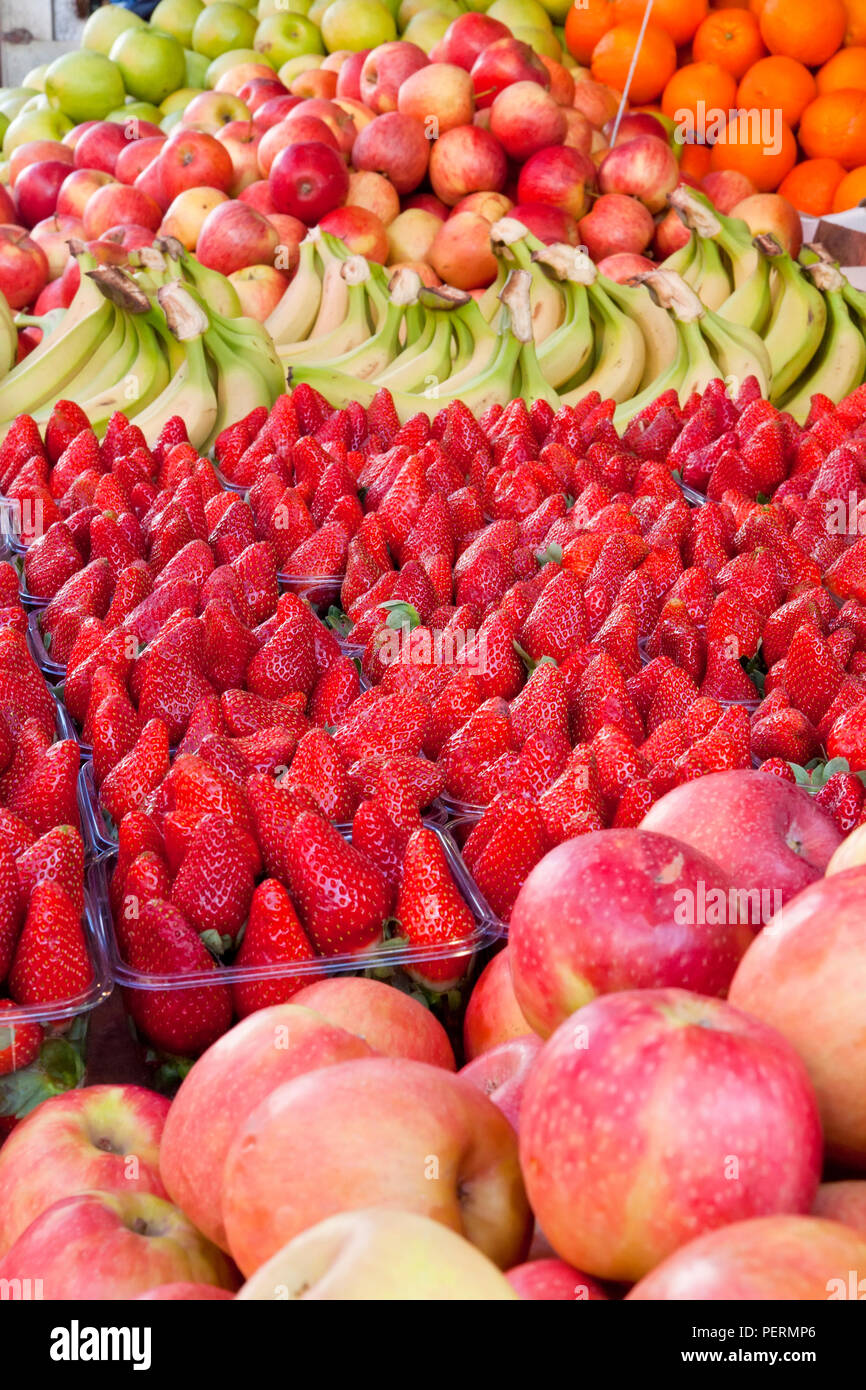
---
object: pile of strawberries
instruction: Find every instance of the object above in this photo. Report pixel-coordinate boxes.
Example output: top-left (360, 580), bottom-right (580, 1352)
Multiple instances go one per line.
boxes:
top-left (4, 369), bottom-right (866, 1061)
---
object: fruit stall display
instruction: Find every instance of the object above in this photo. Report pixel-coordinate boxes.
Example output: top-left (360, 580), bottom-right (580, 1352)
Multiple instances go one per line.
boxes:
top-left (0, 1), bottom-right (864, 1313)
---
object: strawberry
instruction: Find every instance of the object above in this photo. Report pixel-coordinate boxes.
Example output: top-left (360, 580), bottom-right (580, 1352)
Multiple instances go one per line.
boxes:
top-left (825, 536), bottom-right (866, 605)
top-left (438, 698), bottom-right (516, 804)
top-left (783, 624), bottom-right (845, 728)
top-left (283, 728), bottom-right (356, 823)
top-left (462, 799), bottom-right (550, 923)
top-left (759, 757), bottom-right (797, 782)
top-left (113, 850), bottom-right (173, 957)
top-left (309, 656), bottom-right (361, 728)
top-left (285, 810), bottom-right (388, 955)
top-left (7, 741), bottom-right (79, 838)
top-left (246, 771), bottom-right (316, 881)
top-left (509, 660), bottom-right (569, 745)
top-left (9, 882), bottom-right (92, 1006)
top-left (231, 878), bottom-right (322, 1018)
top-left (333, 689), bottom-right (430, 763)
top-left (351, 798), bottom-right (407, 910)
top-left (16, 826), bottom-right (84, 916)
top-left (201, 601), bottom-right (259, 694)
top-left (22, 522), bottom-right (82, 601)
top-left (246, 606), bottom-right (316, 699)
top-left (396, 826), bottom-right (477, 990)
top-left (0, 999), bottom-right (43, 1074)
top-left (814, 770), bottom-right (864, 833)
top-left (423, 672), bottom-right (482, 760)
top-left (700, 645), bottom-right (759, 703)
top-left (220, 689), bottom-right (307, 741)
top-left (612, 777), bottom-right (657, 827)
top-left (827, 700), bottom-right (866, 771)
top-left (0, 810), bottom-right (35, 861)
top-left (506, 730), bottom-right (570, 798)
top-left (519, 571), bottom-right (591, 665)
top-left (121, 899), bottom-right (232, 1056)
top-left (171, 813), bottom-right (255, 947)
top-left (99, 719), bottom-right (170, 826)
top-left (538, 752), bottom-right (606, 845)
top-left (91, 690), bottom-right (142, 788)
top-left (751, 707), bottom-right (820, 765)
top-left (575, 652), bottom-right (644, 744)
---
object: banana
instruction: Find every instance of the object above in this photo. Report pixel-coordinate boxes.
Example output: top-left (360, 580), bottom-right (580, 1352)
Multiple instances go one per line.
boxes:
top-left (450, 309), bottom-right (475, 375)
top-left (699, 306), bottom-right (771, 397)
top-left (688, 236), bottom-right (732, 311)
top-left (196, 296), bottom-right (286, 404)
top-left (559, 251), bottom-right (645, 405)
top-left (782, 263), bottom-right (866, 424)
top-left (306, 265), bottom-right (421, 382)
top-left (168, 245), bottom-right (242, 317)
top-left (667, 187), bottom-right (758, 288)
top-left (716, 241), bottom-right (772, 333)
top-left (491, 217), bottom-right (565, 343)
top-left (377, 285), bottom-right (468, 393)
top-left (131, 290), bottom-right (218, 450)
top-left (614, 323), bottom-right (690, 428)
top-left (531, 244), bottom-right (594, 390)
top-left (626, 268), bottom-right (720, 410)
top-left (758, 236), bottom-right (827, 402)
top-left (0, 290), bottom-right (16, 377)
top-left (601, 276), bottom-right (679, 391)
top-left (81, 311), bottom-right (171, 433)
top-left (308, 231), bottom-right (353, 337)
top-left (263, 235), bottom-right (323, 345)
top-left (498, 266), bottom-right (560, 410)
top-left (477, 260), bottom-right (508, 322)
top-left (679, 316), bottom-right (726, 400)
top-left (29, 302), bottom-right (133, 419)
top-left (277, 255), bottom-right (376, 364)
top-left (660, 230), bottom-right (698, 279)
top-left (434, 296), bottom-right (500, 392)
top-left (203, 325), bottom-right (278, 449)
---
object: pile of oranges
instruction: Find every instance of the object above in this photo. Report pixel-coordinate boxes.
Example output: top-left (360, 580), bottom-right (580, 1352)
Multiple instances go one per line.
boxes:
top-left (564, 0), bottom-right (866, 214)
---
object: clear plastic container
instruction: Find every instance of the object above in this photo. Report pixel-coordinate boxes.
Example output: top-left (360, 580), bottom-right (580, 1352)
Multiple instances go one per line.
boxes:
top-left (212, 463), bottom-right (249, 497)
top-left (437, 794), bottom-right (487, 822)
top-left (27, 609), bottom-right (65, 679)
top-left (279, 572), bottom-right (344, 615)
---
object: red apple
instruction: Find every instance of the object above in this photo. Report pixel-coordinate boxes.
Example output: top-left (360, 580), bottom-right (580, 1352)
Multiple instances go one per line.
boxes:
top-left (270, 141), bottom-right (349, 225)
top-left (181, 92), bottom-right (251, 136)
top-left (73, 121), bottom-right (138, 176)
top-left (290, 70), bottom-right (338, 102)
top-left (597, 251), bottom-right (655, 281)
top-left (360, 41), bottom-right (429, 115)
top-left (460, 1035), bottom-right (543, 1132)
top-left (729, 866), bottom-right (866, 1168)
top-left (319, 205), bottom-right (388, 263)
top-left (438, 13), bottom-right (510, 72)
top-left (290, 98), bottom-right (357, 157)
top-left (507, 201), bottom-right (576, 245)
top-left (470, 38), bottom-right (550, 110)
top-left (196, 198), bottom-right (280, 275)
top-left (598, 134), bottom-right (679, 214)
top-left (159, 186), bottom-right (230, 250)
top-left (702, 169), bottom-right (756, 214)
top-left (0, 187), bottom-right (14, 224)
top-left (730, 192), bottom-right (802, 258)
top-left (214, 121), bottom-right (261, 195)
top-left (386, 207), bottom-right (441, 263)
top-left (540, 56), bottom-right (576, 107)
top-left (0, 1191), bottom-right (236, 1300)
top-left (430, 209), bottom-right (497, 289)
top-left (428, 124), bottom-right (507, 206)
top-left (97, 224), bottom-right (155, 254)
top-left (160, 130), bottom-right (234, 203)
top-left (221, 1056), bottom-right (531, 1275)
top-left (572, 80), bottom-right (621, 130)
top-left (138, 1283), bottom-right (235, 1300)
top-left (352, 112), bottom-right (429, 196)
top-left (55, 167), bottom-right (115, 221)
top-left (159, 1003), bottom-right (377, 1249)
top-left (115, 136), bottom-right (166, 186)
top-left (29, 214), bottom-right (86, 279)
top-left (134, 154), bottom-right (171, 212)
top-left (578, 191), bottom-right (654, 258)
top-left (0, 226), bottom-right (50, 310)
top-left (603, 111), bottom-right (669, 146)
top-left (62, 120), bottom-right (98, 150)
top-left (239, 179), bottom-right (277, 214)
top-left (627, 1215), bottom-right (866, 1300)
top-left (0, 1084), bottom-right (170, 1257)
top-left (517, 144), bottom-right (594, 220)
top-left (82, 183), bottom-right (163, 239)
top-left (642, 771), bottom-right (842, 917)
top-left (252, 94), bottom-right (303, 135)
top-left (9, 141), bottom-right (74, 187)
top-left (265, 213), bottom-right (305, 272)
top-left (403, 192), bottom-right (449, 220)
top-left (521, 988), bottom-right (823, 1282)
top-left (389, 258), bottom-right (441, 286)
top-left (258, 116), bottom-right (340, 178)
top-left (398, 62), bottom-right (475, 135)
top-left (237, 78), bottom-right (288, 114)
top-left (490, 82), bottom-right (567, 163)
top-left (335, 49), bottom-right (370, 101)
top-left (13, 160), bottom-right (73, 227)
top-left (345, 169), bottom-right (399, 225)
top-left (653, 205), bottom-right (691, 257)
top-left (506, 1258), bottom-right (608, 1300)
top-left (228, 263), bottom-right (289, 320)
top-left (288, 976), bottom-right (455, 1070)
top-left (813, 1182), bottom-right (866, 1238)
top-left (215, 63), bottom-right (274, 97)
top-left (463, 948), bottom-right (531, 1061)
top-left (453, 189), bottom-right (513, 223)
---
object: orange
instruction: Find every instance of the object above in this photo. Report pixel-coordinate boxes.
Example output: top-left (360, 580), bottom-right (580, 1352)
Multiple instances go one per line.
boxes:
top-left (564, 0), bottom-right (617, 65)
top-left (777, 157), bottom-right (847, 214)
top-left (844, 1), bottom-right (866, 47)
top-left (833, 164), bottom-right (866, 208)
top-left (614, 0), bottom-right (708, 47)
top-left (692, 8), bottom-right (766, 77)
top-left (708, 113), bottom-right (797, 190)
top-left (799, 89), bottom-right (866, 167)
top-left (590, 23), bottom-right (677, 103)
top-left (737, 56), bottom-right (817, 131)
top-left (748, 0), bottom-right (766, 13)
top-left (679, 142), bottom-right (713, 179)
top-left (661, 62), bottom-right (738, 141)
top-left (817, 47), bottom-right (866, 93)
top-left (758, 0), bottom-right (847, 67)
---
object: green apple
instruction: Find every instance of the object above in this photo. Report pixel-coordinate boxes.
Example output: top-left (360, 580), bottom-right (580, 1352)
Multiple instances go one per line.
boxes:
top-left (110, 28), bottom-right (188, 104)
top-left (0, 89), bottom-right (39, 121)
top-left (44, 51), bottom-right (127, 124)
top-left (2, 106), bottom-right (73, 157)
top-left (0, 114), bottom-right (8, 151)
top-left (307, 0), bottom-right (332, 22)
top-left (462, 0), bottom-right (493, 12)
top-left (151, 0), bottom-right (206, 48)
top-left (205, 48), bottom-right (277, 86)
top-left (277, 53), bottom-right (324, 83)
top-left (161, 85), bottom-right (205, 113)
top-left (21, 65), bottom-right (49, 93)
top-left (161, 109), bottom-right (186, 132)
top-left (107, 100), bottom-right (166, 124)
top-left (542, 0), bottom-right (573, 21)
top-left (258, 0), bottom-right (314, 15)
top-left (377, 0), bottom-right (403, 17)
top-left (192, 2), bottom-right (259, 58)
top-left (254, 13), bottom-right (324, 66)
top-left (20, 94), bottom-right (51, 115)
top-left (183, 47), bottom-right (212, 87)
top-left (320, 0), bottom-right (396, 52)
top-left (402, 9), bottom-right (452, 50)
top-left (512, 24), bottom-right (560, 56)
top-left (487, 0), bottom-right (553, 30)
top-left (82, 5), bottom-right (147, 55)
top-left (398, 0), bottom-right (460, 25)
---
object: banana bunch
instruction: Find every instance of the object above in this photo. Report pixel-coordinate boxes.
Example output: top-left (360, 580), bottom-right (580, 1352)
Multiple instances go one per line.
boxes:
top-left (0, 291), bottom-right (16, 380)
top-left (0, 238), bottom-right (285, 449)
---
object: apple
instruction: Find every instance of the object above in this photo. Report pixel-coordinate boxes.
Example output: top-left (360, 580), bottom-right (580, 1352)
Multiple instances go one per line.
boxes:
top-left (702, 169), bottom-right (756, 215)
top-left (159, 1004), bottom-right (375, 1249)
top-left (400, 69), bottom-right (473, 145)
top-left (29, 214), bottom-right (85, 279)
top-left (463, 948), bottom-right (531, 1061)
top-left (428, 124), bottom-right (507, 206)
top-left (460, 1035), bottom-right (543, 1132)
top-left (160, 129), bottom-right (235, 201)
top-left (288, 976), bottom-right (455, 1069)
top-left (252, 93), bottom-right (303, 133)
top-left (228, 262), bottom-right (288, 318)
top-left (729, 866), bottom-right (866, 1169)
top-left (270, 140), bottom-right (349, 223)
top-left (345, 169), bottom-right (399, 225)
top-left (578, 191), bottom-right (654, 259)
top-left (506, 1258), bottom-right (608, 1300)
top-left (239, 179), bottom-right (278, 213)
top-left (597, 251), bottom-right (655, 281)
top-left (653, 206), bottom-right (691, 258)
top-left (598, 134), bottom-right (679, 214)
top-left (403, 191), bottom-right (448, 220)
top-left (562, 106), bottom-right (594, 155)
top-left (603, 111), bottom-right (669, 147)
top-left (237, 1208), bottom-right (518, 1299)
top-left (641, 771), bottom-right (842, 917)
top-left (290, 97), bottom-right (356, 155)
top-left (159, 185), bottom-right (231, 248)
top-left (509, 201), bottom-right (576, 244)
top-left (453, 190), bottom-right (513, 224)
top-left (55, 167), bottom-right (114, 220)
top-left (196, 197), bottom-right (280, 273)
top-left (430, 209), bottom-right (498, 290)
top-left (334, 49), bottom-right (369, 100)
top-left (221, 1056), bottom-right (531, 1275)
top-left (359, 41), bottom-right (429, 114)
top-left (516, 145), bottom-right (593, 221)
top-left (237, 77), bottom-right (288, 113)
top-left (332, 96), bottom-right (375, 132)
top-left (470, 39), bottom-right (550, 110)
top-left (265, 213), bottom-right (305, 271)
top-left (97, 224), bottom-right (156, 255)
top-left (352, 112), bottom-right (429, 195)
top-left (319, 205), bottom-right (388, 262)
top-left (181, 91), bottom-right (251, 133)
top-left (44, 51), bottom-right (127, 125)
top-left (521, 988), bottom-right (823, 1282)
top-left (258, 115), bottom-right (340, 177)
top-left (320, 0), bottom-right (397, 54)
top-left (254, 13), bottom-right (324, 69)
top-left (540, 55), bottom-right (575, 106)
top-left (571, 79), bottom-right (620, 130)
top-left (730, 193), bottom-right (803, 258)
top-left (82, 3), bottom-right (147, 56)
top-left (509, 829), bottom-right (754, 1038)
top-left (0, 1190), bottom-right (236, 1300)
top-left (389, 259), bottom-right (441, 286)
top-left (490, 82), bottom-right (567, 163)
top-left (215, 120), bottom-right (261, 193)
top-left (0, 1084), bottom-right (170, 1257)
top-left (438, 14), bottom-right (510, 72)
top-left (150, 0), bottom-right (206, 49)
top-left (192, 4), bottom-right (258, 62)
top-left (139, 1283), bottom-right (235, 1300)
top-left (813, 1182), bottom-right (866, 1238)
top-left (212, 60), bottom-right (276, 95)
top-left (2, 108), bottom-right (73, 158)
top-left (9, 140), bottom-right (75, 186)
top-left (627, 1215), bottom-right (866, 1301)
top-left (73, 121), bottom-right (139, 176)
top-left (0, 185), bottom-right (14, 225)
top-left (116, 136), bottom-right (167, 186)
top-left (110, 29), bottom-right (187, 107)
top-left (0, 225), bottom-right (49, 309)
top-left (290, 69), bottom-right (338, 100)
top-left (385, 207), bottom-right (440, 266)
top-left (13, 160), bottom-right (73, 227)
top-left (82, 183), bottom-right (164, 239)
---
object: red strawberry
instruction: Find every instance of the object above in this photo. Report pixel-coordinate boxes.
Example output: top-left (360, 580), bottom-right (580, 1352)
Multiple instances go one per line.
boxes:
top-left (231, 878), bottom-right (322, 1017)
top-left (171, 813), bottom-right (255, 947)
top-left (6, 741), bottom-right (79, 837)
top-left (309, 656), bottom-right (361, 728)
top-left (16, 826), bottom-right (84, 916)
top-left (758, 757), bottom-right (797, 782)
top-left (509, 660), bottom-right (569, 745)
top-left (827, 700), bottom-right (866, 771)
top-left (99, 719), bottom-right (170, 826)
top-left (113, 850), bottom-right (173, 957)
top-left (396, 826), bottom-right (477, 990)
top-left (285, 810), bottom-right (388, 955)
top-left (350, 798), bottom-right (407, 911)
top-left (0, 998), bottom-right (43, 1074)
top-left (538, 752), bottom-right (606, 845)
top-left (783, 624), bottom-right (845, 728)
top-left (438, 698), bottom-right (516, 804)
top-left (121, 899), bottom-right (232, 1055)
top-left (9, 882), bottom-right (92, 1006)
top-left (246, 771), bottom-right (316, 881)
top-left (283, 728), bottom-right (357, 824)
top-left (91, 690), bottom-right (142, 788)
top-left (462, 800), bottom-right (550, 923)
top-left (814, 770), bottom-right (864, 833)
top-left (751, 707), bottom-right (820, 765)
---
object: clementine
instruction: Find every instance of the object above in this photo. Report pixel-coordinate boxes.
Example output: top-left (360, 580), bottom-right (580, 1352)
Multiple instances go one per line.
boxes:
top-left (758, 0), bottom-right (847, 67)
top-left (708, 112), bottom-right (797, 190)
top-left (833, 164), bottom-right (866, 208)
top-left (661, 62), bottom-right (738, 141)
top-left (817, 47), bottom-right (866, 94)
top-left (590, 22), bottom-right (677, 104)
top-left (799, 89), bottom-right (866, 168)
top-left (843, 1), bottom-right (866, 47)
top-left (693, 9), bottom-right (766, 77)
top-left (614, 0), bottom-right (708, 46)
top-left (777, 157), bottom-right (847, 214)
top-left (564, 0), bottom-right (617, 65)
top-left (736, 55), bottom-right (816, 130)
